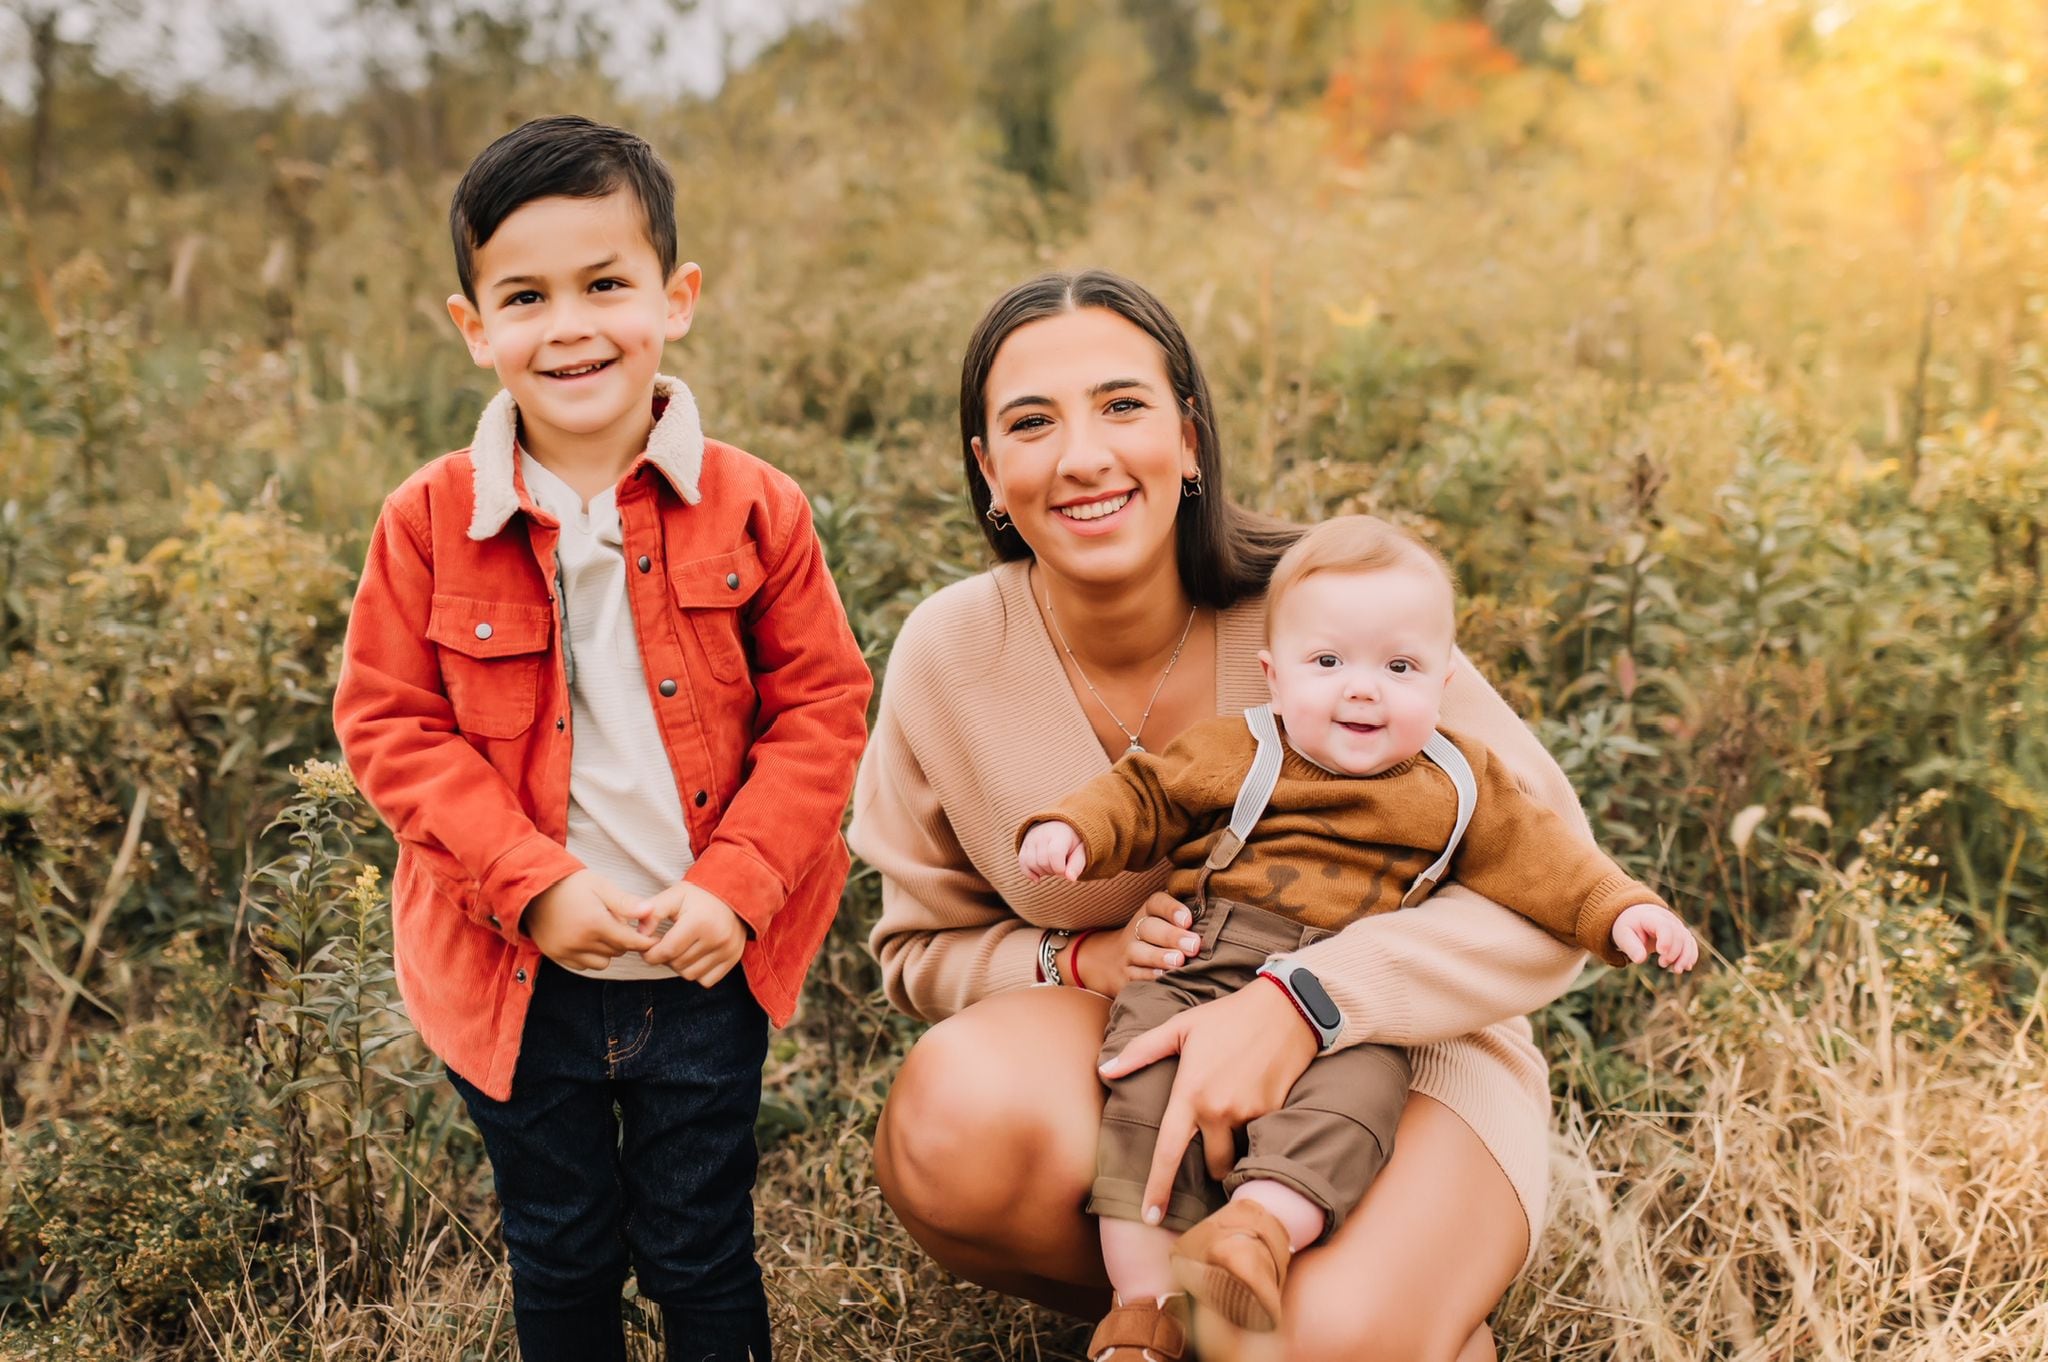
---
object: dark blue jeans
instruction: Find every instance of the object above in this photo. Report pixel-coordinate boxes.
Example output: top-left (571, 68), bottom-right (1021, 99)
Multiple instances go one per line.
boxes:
top-left (448, 960), bottom-right (772, 1362)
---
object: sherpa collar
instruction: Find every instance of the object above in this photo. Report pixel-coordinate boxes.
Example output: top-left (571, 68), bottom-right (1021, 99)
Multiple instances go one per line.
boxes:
top-left (465, 372), bottom-right (705, 540)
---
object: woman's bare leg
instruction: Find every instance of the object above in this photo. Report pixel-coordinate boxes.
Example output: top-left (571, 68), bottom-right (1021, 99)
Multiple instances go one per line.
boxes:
top-left (1275, 1093), bottom-right (1527, 1362)
top-left (872, 986), bottom-right (1115, 1316)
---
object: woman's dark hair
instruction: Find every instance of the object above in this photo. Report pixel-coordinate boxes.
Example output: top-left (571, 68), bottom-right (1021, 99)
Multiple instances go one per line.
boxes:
top-left (449, 115), bottom-right (677, 304)
top-left (959, 269), bottom-right (1300, 610)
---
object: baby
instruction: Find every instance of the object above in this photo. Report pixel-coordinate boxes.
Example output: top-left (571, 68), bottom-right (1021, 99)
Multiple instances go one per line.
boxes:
top-left (1018, 515), bottom-right (1696, 1356)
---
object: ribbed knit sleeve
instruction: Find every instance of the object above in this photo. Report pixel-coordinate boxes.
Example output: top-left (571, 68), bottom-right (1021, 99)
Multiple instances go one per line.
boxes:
top-left (1021, 717), bottom-right (1248, 880)
top-left (850, 688), bottom-right (1044, 1021)
top-left (1287, 651), bottom-right (1592, 1050)
top-left (1450, 736), bottom-right (1665, 965)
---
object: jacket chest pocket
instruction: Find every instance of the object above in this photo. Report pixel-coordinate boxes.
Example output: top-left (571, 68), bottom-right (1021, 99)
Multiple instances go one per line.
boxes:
top-left (426, 594), bottom-right (554, 740)
top-left (670, 544), bottom-right (762, 685)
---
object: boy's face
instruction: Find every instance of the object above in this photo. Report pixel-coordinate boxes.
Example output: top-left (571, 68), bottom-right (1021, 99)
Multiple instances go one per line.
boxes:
top-left (1259, 565), bottom-right (1456, 776)
top-left (447, 189), bottom-right (699, 464)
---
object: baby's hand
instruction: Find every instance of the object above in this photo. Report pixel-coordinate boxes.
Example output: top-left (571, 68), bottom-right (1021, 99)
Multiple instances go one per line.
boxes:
top-left (1611, 903), bottom-right (1700, 973)
top-left (1019, 821), bottom-right (1087, 882)
top-left (523, 870), bottom-right (659, 972)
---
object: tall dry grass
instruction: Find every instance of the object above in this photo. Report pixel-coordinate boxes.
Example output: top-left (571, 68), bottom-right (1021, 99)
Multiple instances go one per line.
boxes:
top-left (2, 0), bottom-right (2045, 1356)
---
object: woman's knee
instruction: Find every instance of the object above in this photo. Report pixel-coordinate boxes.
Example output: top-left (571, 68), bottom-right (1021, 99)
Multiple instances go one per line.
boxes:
top-left (874, 1012), bottom-right (1091, 1233)
top-left (1280, 1280), bottom-right (1483, 1362)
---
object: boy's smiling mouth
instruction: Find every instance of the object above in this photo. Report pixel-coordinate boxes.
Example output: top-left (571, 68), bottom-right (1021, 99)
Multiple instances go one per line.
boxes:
top-left (1336, 720), bottom-right (1384, 734)
top-left (541, 358), bottom-right (617, 380)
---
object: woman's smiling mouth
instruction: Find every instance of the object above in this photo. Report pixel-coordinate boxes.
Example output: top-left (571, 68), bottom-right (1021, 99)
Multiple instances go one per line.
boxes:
top-left (1054, 490), bottom-right (1134, 522)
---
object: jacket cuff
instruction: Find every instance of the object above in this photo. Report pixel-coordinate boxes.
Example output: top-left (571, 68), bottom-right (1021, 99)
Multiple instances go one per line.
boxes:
top-left (481, 832), bottom-right (584, 943)
top-left (685, 842), bottom-right (787, 938)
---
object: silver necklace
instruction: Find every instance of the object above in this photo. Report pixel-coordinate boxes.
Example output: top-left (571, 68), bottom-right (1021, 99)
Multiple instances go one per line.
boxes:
top-left (1042, 585), bottom-right (1198, 756)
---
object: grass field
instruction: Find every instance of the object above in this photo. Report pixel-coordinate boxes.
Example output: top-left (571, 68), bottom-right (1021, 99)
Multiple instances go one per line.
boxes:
top-left (2, 1), bottom-right (2044, 1356)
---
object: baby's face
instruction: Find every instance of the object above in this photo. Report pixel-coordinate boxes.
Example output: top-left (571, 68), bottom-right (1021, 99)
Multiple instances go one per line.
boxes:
top-left (1259, 565), bottom-right (1456, 776)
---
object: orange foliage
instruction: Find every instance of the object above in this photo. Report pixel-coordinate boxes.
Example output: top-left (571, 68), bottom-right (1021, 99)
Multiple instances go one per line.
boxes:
top-left (1323, 16), bottom-right (1520, 162)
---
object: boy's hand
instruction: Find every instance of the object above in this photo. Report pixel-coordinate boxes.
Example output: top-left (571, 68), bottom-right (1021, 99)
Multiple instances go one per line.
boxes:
top-left (1611, 903), bottom-right (1700, 973)
top-left (524, 870), bottom-right (660, 972)
top-left (1019, 821), bottom-right (1087, 882)
top-left (638, 881), bottom-right (749, 986)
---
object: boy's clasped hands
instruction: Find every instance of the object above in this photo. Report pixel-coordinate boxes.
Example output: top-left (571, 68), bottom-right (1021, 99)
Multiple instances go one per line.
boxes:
top-left (523, 870), bottom-right (748, 985)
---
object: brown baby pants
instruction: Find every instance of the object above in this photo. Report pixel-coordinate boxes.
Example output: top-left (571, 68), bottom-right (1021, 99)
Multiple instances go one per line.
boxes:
top-left (1089, 898), bottom-right (1411, 1238)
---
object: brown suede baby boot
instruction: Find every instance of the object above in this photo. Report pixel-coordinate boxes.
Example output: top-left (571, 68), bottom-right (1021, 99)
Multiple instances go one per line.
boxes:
top-left (1168, 1198), bottom-right (1294, 1332)
top-left (1086, 1292), bottom-right (1192, 1362)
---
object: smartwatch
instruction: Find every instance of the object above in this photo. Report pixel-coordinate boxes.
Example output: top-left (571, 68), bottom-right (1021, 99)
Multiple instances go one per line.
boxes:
top-left (1257, 958), bottom-right (1343, 1053)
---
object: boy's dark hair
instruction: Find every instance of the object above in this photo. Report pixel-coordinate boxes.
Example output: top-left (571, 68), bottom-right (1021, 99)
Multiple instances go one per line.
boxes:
top-left (449, 115), bottom-right (677, 303)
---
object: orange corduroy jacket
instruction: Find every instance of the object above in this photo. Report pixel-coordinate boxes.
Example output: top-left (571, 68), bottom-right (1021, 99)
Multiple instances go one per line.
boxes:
top-left (334, 375), bottom-right (872, 1099)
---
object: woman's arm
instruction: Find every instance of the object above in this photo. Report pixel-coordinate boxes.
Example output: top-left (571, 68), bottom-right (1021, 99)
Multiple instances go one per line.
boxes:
top-left (1285, 650), bottom-right (1592, 1049)
top-left (850, 657), bottom-right (1042, 1022)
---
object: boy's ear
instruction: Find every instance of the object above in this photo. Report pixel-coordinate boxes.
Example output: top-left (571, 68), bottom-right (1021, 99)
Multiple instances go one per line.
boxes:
top-left (664, 262), bottom-right (703, 342)
top-left (446, 293), bottom-right (494, 370)
top-left (1258, 648), bottom-right (1278, 697)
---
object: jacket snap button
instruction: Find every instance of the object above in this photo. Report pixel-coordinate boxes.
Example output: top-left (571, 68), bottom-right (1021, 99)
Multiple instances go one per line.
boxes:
top-left (514, 968), bottom-right (528, 984)
top-left (725, 572), bottom-right (740, 589)
top-left (659, 678), bottom-right (677, 697)
top-left (488, 914), bottom-right (501, 929)
top-left (637, 555), bottom-right (651, 573)
top-left (555, 716), bottom-right (565, 732)
top-left (694, 790), bottom-right (708, 807)
top-left (474, 621), bottom-right (493, 641)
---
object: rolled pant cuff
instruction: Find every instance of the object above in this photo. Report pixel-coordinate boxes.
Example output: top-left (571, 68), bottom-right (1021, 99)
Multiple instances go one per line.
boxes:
top-left (1222, 1159), bottom-right (1347, 1239)
top-left (1088, 1176), bottom-right (1218, 1234)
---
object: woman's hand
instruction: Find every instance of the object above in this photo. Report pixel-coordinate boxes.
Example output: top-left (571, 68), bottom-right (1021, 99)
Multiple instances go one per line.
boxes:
top-left (1072, 892), bottom-right (1204, 1000)
top-left (1097, 978), bottom-right (1321, 1224)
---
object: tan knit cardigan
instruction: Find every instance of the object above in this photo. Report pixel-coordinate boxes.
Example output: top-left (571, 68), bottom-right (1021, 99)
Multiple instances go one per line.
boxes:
top-left (848, 561), bottom-right (1589, 1246)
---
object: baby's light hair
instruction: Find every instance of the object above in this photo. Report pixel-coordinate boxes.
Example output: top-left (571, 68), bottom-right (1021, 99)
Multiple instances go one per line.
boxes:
top-left (1263, 515), bottom-right (1457, 641)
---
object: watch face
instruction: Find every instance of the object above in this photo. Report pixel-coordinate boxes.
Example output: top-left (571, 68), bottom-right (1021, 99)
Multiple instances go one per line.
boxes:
top-left (1292, 969), bottom-right (1342, 1031)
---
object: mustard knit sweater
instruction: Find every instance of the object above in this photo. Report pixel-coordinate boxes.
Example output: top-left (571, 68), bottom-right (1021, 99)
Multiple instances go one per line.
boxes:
top-left (848, 561), bottom-right (1595, 1249)
top-left (1026, 715), bottom-right (1661, 963)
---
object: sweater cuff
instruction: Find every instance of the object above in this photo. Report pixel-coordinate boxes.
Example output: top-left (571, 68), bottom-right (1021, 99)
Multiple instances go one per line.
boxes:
top-left (992, 921), bottom-right (1053, 996)
top-left (685, 842), bottom-right (788, 938)
top-left (481, 832), bottom-right (584, 944)
top-left (1267, 938), bottom-right (1413, 1055)
top-left (1019, 807), bottom-right (1122, 878)
top-left (1576, 873), bottom-right (1663, 967)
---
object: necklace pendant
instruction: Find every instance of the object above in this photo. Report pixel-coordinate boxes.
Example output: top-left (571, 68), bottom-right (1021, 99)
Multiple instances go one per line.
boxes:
top-left (1125, 741), bottom-right (1145, 756)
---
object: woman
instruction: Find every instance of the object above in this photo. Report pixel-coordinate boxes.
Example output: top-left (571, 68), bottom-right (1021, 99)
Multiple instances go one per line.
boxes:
top-left (847, 270), bottom-right (1589, 1361)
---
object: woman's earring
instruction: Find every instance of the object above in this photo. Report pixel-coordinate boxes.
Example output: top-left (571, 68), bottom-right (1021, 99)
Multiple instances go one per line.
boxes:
top-left (1181, 469), bottom-right (1204, 499)
top-left (985, 503), bottom-right (1013, 531)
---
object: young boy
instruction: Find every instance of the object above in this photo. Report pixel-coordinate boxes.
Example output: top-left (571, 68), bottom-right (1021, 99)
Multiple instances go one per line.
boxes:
top-left (334, 116), bottom-right (871, 1362)
top-left (1017, 515), bottom-right (1696, 1356)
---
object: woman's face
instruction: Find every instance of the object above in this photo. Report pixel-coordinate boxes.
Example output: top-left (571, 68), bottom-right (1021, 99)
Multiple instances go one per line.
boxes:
top-left (973, 306), bottom-right (1198, 590)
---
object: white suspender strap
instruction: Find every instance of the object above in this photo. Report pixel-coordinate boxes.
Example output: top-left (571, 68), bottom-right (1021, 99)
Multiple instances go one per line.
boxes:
top-left (1205, 704), bottom-right (1285, 872)
top-left (1203, 709), bottom-right (1478, 905)
top-left (1401, 731), bottom-right (1478, 907)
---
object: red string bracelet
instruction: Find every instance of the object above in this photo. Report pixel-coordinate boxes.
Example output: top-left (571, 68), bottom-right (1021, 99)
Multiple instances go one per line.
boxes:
top-left (1259, 970), bottom-right (1320, 1042)
top-left (1067, 928), bottom-right (1096, 991)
